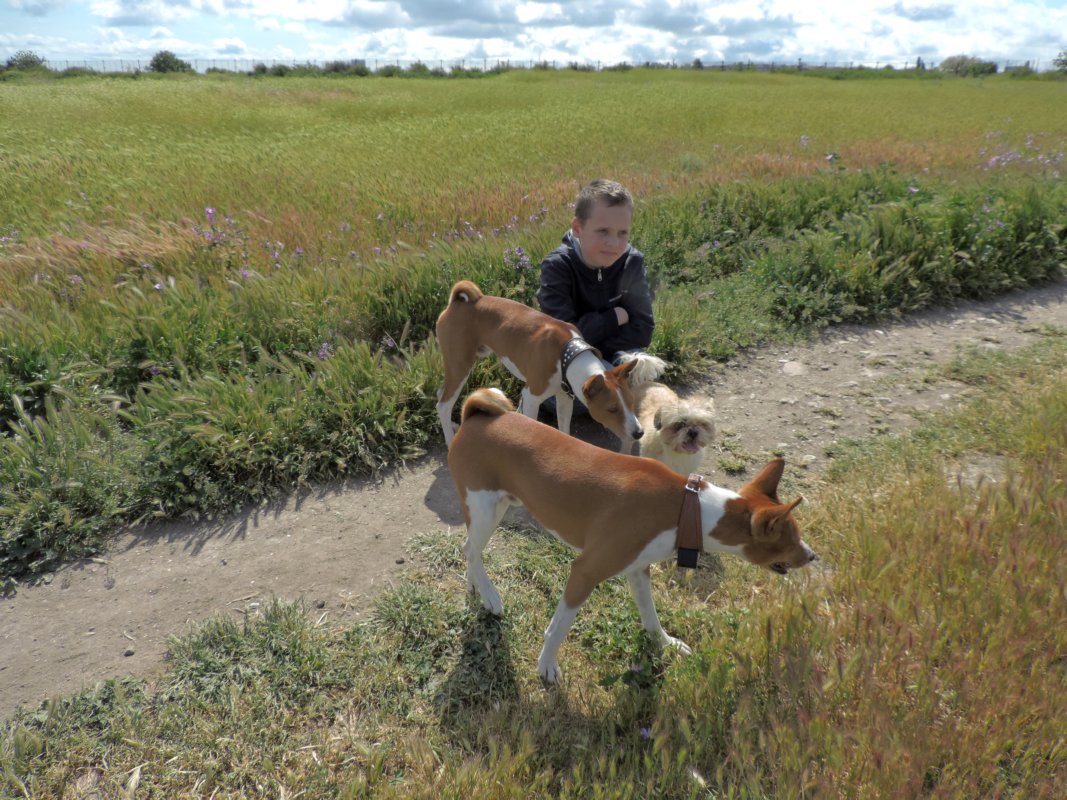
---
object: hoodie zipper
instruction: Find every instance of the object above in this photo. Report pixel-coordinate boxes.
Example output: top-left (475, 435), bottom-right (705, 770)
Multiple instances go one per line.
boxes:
top-left (597, 269), bottom-right (603, 282)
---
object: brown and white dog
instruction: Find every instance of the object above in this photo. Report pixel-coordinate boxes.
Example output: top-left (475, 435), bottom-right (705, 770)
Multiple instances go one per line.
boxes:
top-left (436, 280), bottom-right (659, 451)
top-left (448, 388), bottom-right (817, 683)
top-left (633, 380), bottom-right (716, 475)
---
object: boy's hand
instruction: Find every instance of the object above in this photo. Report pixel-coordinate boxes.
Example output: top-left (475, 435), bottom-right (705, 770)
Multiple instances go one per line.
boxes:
top-left (615, 307), bottom-right (630, 325)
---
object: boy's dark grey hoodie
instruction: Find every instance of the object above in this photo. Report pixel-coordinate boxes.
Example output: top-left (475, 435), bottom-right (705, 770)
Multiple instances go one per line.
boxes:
top-left (536, 230), bottom-right (655, 360)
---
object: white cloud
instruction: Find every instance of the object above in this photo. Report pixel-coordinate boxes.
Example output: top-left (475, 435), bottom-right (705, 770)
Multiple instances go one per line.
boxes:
top-left (4, 0), bottom-right (1065, 66)
top-left (89, 0), bottom-right (198, 26)
top-left (9, 0), bottom-right (69, 16)
top-left (212, 36), bottom-right (248, 54)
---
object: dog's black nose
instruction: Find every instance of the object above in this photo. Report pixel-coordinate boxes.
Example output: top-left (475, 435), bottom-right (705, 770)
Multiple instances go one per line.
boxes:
top-left (809, 551), bottom-right (818, 563)
top-left (633, 429), bottom-right (644, 440)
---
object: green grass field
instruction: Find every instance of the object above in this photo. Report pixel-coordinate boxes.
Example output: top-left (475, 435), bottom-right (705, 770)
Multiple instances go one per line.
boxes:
top-left (3, 69), bottom-right (1065, 252)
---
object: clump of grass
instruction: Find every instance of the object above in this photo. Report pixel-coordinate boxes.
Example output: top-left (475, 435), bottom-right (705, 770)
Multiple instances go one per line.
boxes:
top-left (755, 182), bottom-right (1066, 326)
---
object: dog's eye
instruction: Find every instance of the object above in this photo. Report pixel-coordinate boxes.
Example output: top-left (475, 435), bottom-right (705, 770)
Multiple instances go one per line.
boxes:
top-left (608, 405), bottom-right (619, 413)
top-left (673, 422), bottom-right (687, 432)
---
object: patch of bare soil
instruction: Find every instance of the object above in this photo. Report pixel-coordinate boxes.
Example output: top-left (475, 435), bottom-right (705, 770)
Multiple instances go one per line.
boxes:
top-left (3, 279), bottom-right (1065, 720)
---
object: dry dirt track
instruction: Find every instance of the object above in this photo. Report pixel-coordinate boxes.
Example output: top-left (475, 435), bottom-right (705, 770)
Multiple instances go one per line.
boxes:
top-left (3, 278), bottom-right (1066, 720)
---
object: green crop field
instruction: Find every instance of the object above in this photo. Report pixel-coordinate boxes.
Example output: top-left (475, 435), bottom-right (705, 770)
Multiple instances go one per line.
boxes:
top-left (1, 68), bottom-right (1066, 797)
top-left (2, 69), bottom-right (1065, 256)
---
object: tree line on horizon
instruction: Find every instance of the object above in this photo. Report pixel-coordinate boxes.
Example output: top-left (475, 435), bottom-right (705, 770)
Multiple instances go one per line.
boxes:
top-left (4, 48), bottom-right (1067, 79)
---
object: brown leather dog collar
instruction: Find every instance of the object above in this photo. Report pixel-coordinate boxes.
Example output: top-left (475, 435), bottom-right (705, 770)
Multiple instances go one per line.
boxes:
top-left (677, 473), bottom-right (704, 568)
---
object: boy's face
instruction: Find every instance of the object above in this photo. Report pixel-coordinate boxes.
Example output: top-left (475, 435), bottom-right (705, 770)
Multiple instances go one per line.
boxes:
top-left (571, 201), bottom-right (633, 269)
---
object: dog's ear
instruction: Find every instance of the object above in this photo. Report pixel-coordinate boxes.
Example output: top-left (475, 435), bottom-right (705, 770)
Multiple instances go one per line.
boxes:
top-left (744, 458), bottom-right (785, 502)
top-left (583, 373), bottom-right (606, 399)
top-left (751, 497), bottom-right (803, 540)
top-left (653, 408), bottom-right (664, 430)
top-left (614, 359), bottom-right (639, 381)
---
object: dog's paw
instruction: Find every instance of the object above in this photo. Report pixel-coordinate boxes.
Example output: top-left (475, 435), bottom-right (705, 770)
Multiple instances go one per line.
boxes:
top-left (538, 659), bottom-right (563, 684)
top-left (480, 586), bottom-right (503, 616)
top-left (465, 573), bottom-right (504, 615)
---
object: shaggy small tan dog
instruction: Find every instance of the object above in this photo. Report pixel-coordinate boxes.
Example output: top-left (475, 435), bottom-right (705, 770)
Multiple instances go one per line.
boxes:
top-left (633, 382), bottom-right (716, 475)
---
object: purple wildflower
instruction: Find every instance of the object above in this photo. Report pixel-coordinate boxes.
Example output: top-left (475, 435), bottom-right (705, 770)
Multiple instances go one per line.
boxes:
top-left (69, 274), bottom-right (84, 284)
top-left (639, 727), bottom-right (652, 740)
top-left (205, 207), bottom-right (216, 224)
top-left (504, 246), bottom-right (533, 270)
top-left (317, 342), bottom-right (335, 361)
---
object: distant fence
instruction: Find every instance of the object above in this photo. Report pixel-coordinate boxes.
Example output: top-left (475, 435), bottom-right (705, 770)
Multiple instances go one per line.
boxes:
top-left (21, 57), bottom-right (1053, 75)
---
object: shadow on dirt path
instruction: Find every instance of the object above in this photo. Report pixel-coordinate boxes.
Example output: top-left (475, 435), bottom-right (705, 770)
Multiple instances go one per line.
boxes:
top-left (2, 278), bottom-right (1065, 720)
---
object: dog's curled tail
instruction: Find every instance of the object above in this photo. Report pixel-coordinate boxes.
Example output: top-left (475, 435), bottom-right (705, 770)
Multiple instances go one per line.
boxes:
top-left (461, 387), bottom-right (514, 422)
top-left (449, 280), bottom-right (484, 305)
top-left (621, 352), bottom-right (669, 386)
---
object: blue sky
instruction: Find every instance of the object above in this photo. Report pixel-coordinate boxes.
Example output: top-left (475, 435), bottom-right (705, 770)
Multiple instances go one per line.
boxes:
top-left (3, 1), bottom-right (1066, 69)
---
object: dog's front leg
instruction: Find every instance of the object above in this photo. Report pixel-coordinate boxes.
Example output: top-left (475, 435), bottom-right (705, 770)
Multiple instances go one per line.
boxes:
top-left (626, 568), bottom-right (691, 654)
top-left (554, 392), bottom-right (575, 435)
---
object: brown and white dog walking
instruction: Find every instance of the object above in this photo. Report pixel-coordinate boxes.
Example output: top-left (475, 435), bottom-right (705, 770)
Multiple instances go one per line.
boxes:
top-left (448, 388), bottom-right (817, 683)
top-left (435, 280), bottom-right (662, 451)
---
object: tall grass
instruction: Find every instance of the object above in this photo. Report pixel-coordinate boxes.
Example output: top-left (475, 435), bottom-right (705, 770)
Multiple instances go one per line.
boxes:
top-left (3, 334), bottom-right (1064, 797)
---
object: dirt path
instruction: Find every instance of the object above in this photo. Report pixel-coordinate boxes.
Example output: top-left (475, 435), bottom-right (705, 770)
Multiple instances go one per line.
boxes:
top-left (3, 279), bottom-right (1066, 720)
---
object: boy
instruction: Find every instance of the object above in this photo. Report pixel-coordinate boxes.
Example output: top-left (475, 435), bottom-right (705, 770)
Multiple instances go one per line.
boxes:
top-left (536, 179), bottom-right (655, 365)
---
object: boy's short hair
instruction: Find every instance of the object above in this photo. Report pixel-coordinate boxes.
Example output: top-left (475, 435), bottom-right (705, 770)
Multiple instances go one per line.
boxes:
top-left (574, 179), bottom-right (633, 223)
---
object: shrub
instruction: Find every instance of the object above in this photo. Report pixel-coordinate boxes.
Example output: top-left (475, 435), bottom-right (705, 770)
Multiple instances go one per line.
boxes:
top-left (1053, 50), bottom-right (1067, 73)
top-left (323, 59), bottom-right (369, 76)
top-left (4, 50), bottom-right (46, 70)
top-left (1004, 63), bottom-right (1036, 78)
top-left (938, 54), bottom-right (998, 76)
top-left (148, 50), bottom-right (192, 74)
